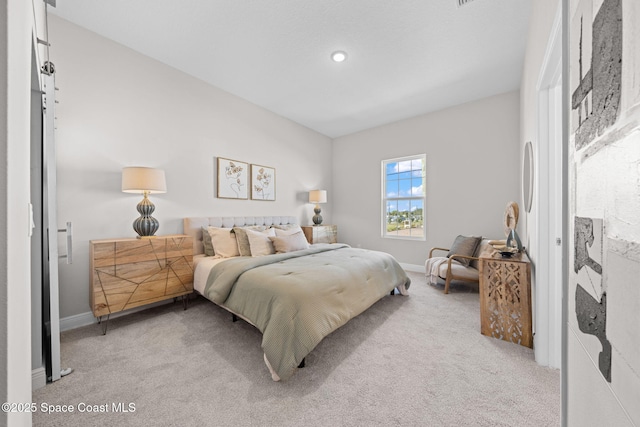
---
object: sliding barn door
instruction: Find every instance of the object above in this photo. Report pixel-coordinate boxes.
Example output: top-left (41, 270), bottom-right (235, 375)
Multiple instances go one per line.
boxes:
top-left (41, 71), bottom-right (61, 382)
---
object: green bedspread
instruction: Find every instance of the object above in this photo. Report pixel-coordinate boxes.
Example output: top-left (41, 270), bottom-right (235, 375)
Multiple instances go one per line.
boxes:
top-left (203, 243), bottom-right (411, 381)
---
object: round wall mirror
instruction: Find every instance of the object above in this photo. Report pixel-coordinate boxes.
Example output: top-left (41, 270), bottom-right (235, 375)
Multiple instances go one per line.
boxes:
top-left (522, 141), bottom-right (534, 213)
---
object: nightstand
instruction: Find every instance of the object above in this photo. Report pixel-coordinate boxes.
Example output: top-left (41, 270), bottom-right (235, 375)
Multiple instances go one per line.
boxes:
top-left (90, 235), bottom-right (194, 328)
top-left (301, 225), bottom-right (338, 244)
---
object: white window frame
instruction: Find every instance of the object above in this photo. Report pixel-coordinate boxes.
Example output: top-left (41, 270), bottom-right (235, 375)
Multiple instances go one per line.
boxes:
top-left (381, 154), bottom-right (426, 240)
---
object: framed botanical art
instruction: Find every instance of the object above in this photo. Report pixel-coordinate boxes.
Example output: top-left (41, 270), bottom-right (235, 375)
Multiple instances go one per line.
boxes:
top-left (217, 157), bottom-right (248, 199)
top-left (251, 164), bottom-right (275, 201)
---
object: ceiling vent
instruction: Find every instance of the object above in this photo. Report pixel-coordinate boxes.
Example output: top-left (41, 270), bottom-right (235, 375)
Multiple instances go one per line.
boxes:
top-left (457, 0), bottom-right (477, 6)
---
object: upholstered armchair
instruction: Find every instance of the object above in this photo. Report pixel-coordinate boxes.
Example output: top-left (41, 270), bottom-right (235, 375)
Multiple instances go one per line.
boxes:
top-left (425, 235), bottom-right (491, 294)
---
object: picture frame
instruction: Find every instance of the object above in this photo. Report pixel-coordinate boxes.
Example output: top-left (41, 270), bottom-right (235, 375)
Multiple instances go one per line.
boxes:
top-left (217, 157), bottom-right (248, 199)
top-left (250, 164), bottom-right (276, 201)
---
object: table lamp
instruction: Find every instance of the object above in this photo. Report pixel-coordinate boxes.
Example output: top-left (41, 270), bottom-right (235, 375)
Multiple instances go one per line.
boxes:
top-left (122, 167), bottom-right (166, 238)
top-left (309, 190), bottom-right (327, 225)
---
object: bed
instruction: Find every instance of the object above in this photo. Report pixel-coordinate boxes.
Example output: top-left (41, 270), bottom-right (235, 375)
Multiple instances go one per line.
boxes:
top-left (184, 216), bottom-right (411, 381)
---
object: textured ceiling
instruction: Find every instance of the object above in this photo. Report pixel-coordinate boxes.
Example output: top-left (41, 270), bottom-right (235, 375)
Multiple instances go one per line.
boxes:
top-left (50, 0), bottom-right (531, 138)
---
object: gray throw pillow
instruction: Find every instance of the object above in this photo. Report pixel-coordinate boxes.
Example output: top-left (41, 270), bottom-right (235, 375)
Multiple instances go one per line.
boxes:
top-left (202, 226), bottom-right (214, 256)
top-left (469, 239), bottom-right (487, 269)
top-left (271, 224), bottom-right (299, 230)
top-left (447, 235), bottom-right (482, 267)
top-left (233, 225), bottom-right (268, 256)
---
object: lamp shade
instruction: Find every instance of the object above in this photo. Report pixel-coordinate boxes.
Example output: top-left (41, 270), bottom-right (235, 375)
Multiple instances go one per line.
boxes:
top-left (309, 190), bottom-right (327, 204)
top-left (122, 167), bottom-right (167, 194)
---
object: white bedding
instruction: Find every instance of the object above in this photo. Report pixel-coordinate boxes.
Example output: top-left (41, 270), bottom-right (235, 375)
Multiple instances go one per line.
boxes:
top-left (193, 254), bottom-right (231, 294)
top-left (185, 216), bottom-right (299, 295)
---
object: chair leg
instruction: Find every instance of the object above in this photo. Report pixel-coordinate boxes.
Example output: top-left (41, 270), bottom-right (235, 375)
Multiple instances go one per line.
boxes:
top-left (444, 275), bottom-right (452, 294)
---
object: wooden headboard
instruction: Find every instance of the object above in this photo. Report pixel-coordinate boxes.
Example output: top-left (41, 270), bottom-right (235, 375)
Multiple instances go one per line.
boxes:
top-left (183, 216), bottom-right (298, 255)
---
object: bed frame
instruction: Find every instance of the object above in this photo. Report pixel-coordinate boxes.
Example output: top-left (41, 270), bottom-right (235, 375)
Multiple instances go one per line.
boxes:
top-left (183, 216), bottom-right (403, 379)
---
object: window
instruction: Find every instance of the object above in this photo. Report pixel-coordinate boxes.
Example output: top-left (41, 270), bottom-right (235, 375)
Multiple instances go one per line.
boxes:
top-left (382, 154), bottom-right (426, 240)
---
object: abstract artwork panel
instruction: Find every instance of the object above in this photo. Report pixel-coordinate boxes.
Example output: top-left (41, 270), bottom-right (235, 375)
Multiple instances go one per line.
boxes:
top-left (570, 0), bottom-right (622, 150)
top-left (570, 0), bottom-right (640, 421)
top-left (573, 217), bottom-right (610, 382)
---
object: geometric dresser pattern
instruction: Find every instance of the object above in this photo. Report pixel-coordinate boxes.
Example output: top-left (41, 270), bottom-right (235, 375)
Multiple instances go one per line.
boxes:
top-left (478, 251), bottom-right (532, 348)
top-left (90, 235), bottom-right (194, 317)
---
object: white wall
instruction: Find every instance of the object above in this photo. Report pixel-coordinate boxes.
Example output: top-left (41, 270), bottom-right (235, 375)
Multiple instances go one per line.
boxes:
top-left (520, 0), bottom-right (560, 260)
top-left (520, 0), bottom-right (564, 370)
top-left (331, 91), bottom-right (521, 267)
top-left (1, 0), bottom-right (35, 425)
top-left (48, 16), bottom-right (333, 320)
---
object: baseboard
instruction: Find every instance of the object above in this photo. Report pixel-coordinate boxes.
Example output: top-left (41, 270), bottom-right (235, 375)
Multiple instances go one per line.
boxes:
top-left (32, 367), bottom-right (46, 390)
top-left (60, 298), bottom-right (181, 332)
top-left (60, 311), bottom-right (97, 332)
top-left (400, 263), bottom-right (424, 273)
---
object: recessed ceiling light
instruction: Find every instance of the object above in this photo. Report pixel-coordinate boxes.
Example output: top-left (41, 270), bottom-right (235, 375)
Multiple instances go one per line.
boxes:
top-left (331, 51), bottom-right (347, 63)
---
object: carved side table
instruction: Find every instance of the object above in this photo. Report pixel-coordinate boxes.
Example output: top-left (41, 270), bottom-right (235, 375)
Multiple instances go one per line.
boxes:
top-left (478, 250), bottom-right (533, 348)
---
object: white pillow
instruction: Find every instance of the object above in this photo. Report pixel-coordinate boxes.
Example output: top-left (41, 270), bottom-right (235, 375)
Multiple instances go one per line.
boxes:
top-left (207, 227), bottom-right (240, 258)
top-left (269, 231), bottom-right (310, 254)
top-left (246, 228), bottom-right (276, 256)
top-left (273, 225), bottom-right (303, 237)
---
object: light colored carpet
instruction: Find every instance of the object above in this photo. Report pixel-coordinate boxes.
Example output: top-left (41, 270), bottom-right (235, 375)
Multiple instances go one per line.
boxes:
top-left (33, 272), bottom-right (560, 426)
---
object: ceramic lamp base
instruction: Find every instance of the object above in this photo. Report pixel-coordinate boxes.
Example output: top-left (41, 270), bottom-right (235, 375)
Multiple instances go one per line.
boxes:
top-left (312, 206), bottom-right (323, 225)
top-left (133, 194), bottom-right (160, 237)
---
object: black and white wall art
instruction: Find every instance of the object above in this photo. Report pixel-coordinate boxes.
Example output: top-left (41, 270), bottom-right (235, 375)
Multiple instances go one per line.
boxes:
top-left (569, 0), bottom-right (640, 423)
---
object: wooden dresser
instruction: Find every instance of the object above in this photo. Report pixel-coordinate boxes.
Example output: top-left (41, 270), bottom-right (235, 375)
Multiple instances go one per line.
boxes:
top-left (301, 225), bottom-right (338, 244)
top-left (90, 235), bottom-right (194, 318)
top-left (478, 250), bottom-right (532, 348)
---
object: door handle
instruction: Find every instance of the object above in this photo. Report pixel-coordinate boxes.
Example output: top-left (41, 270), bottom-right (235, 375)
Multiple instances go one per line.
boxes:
top-left (57, 221), bottom-right (72, 264)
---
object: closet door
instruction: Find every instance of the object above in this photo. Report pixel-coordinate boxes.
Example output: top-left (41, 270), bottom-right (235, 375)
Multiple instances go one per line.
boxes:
top-left (30, 43), bottom-right (44, 386)
top-left (41, 71), bottom-right (61, 382)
